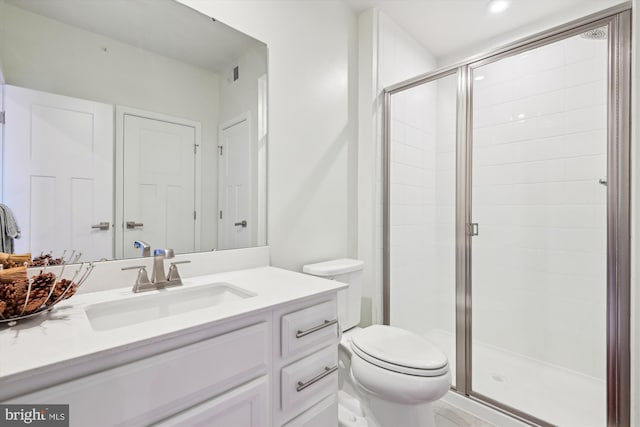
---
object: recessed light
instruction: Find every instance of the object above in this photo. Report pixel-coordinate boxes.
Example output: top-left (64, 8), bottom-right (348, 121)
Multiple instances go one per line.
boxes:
top-left (488, 0), bottom-right (510, 14)
top-left (474, 75), bottom-right (485, 81)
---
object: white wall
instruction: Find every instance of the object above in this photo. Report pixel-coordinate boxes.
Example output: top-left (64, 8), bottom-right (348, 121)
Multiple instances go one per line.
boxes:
top-left (178, 0), bottom-right (359, 271)
top-left (1, 4), bottom-right (221, 250)
top-left (357, 9), bottom-right (437, 324)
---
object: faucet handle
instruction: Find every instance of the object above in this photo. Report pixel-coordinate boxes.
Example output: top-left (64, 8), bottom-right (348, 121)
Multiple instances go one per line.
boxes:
top-left (153, 248), bottom-right (175, 258)
top-left (133, 240), bottom-right (151, 257)
top-left (167, 260), bottom-right (190, 282)
top-left (122, 265), bottom-right (152, 292)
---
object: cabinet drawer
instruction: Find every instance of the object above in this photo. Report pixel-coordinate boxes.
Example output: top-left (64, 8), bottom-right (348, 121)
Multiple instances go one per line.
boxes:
top-left (10, 322), bottom-right (269, 427)
top-left (152, 376), bottom-right (269, 427)
top-left (280, 345), bottom-right (337, 413)
top-left (282, 394), bottom-right (337, 427)
top-left (281, 300), bottom-right (337, 359)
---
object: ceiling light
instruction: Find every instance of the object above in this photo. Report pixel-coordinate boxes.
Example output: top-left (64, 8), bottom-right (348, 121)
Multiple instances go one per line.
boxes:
top-left (488, 0), bottom-right (510, 14)
top-left (474, 75), bottom-right (485, 81)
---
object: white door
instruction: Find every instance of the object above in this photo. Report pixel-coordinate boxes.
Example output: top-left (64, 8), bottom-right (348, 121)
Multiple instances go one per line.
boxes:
top-left (218, 116), bottom-right (252, 250)
top-left (122, 114), bottom-right (196, 258)
top-left (2, 85), bottom-right (113, 260)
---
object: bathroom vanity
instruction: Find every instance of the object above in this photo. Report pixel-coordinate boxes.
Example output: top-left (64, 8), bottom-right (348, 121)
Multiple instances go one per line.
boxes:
top-left (0, 251), bottom-right (346, 427)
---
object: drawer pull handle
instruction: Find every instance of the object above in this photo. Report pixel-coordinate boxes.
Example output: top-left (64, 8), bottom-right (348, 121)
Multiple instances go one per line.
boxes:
top-left (296, 319), bottom-right (338, 338)
top-left (296, 365), bottom-right (338, 392)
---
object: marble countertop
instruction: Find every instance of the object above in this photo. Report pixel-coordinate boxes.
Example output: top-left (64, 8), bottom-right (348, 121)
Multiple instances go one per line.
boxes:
top-left (0, 266), bottom-right (346, 398)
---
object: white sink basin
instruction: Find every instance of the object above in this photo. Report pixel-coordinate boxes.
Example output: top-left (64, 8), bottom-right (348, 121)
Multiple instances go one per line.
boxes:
top-left (85, 283), bottom-right (256, 331)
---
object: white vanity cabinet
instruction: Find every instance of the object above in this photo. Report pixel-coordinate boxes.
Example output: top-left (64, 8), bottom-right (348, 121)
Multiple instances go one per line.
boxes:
top-left (0, 265), bottom-right (345, 427)
top-left (273, 295), bottom-right (340, 426)
top-left (152, 376), bottom-right (270, 427)
top-left (7, 313), bottom-right (272, 427)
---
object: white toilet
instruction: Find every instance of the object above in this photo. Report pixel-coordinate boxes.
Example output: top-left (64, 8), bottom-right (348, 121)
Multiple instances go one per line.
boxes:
top-left (303, 259), bottom-right (451, 427)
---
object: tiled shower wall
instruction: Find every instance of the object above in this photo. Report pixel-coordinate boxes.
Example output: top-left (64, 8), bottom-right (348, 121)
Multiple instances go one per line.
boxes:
top-left (389, 83), bottom-right (439, 333)
top-left (389, 72), bottom-right (457, 346)
top-left (471, 33), bottom-right (608, 379)
top-left (389, 72), bottom-right (458, 341)
top-left (434, 76), bottom-right (457, 337)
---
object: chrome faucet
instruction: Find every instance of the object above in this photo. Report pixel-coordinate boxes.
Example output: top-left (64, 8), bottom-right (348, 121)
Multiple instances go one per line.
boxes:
top-left (133, 240), bottom-right (151, 257)
top-left (151, 248), bottom-right (174, 284)
top-left (122, 248), bottom-right (190, 293)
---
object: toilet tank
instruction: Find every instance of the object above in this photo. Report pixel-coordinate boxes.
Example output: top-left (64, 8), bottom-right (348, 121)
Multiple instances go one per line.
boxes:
top-left (302, 259), bottom-right (364, 331)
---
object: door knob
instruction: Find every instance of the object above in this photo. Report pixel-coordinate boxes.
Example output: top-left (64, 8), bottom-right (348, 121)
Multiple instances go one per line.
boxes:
top-left (91, 221), bottom-right (110, 231)
top-left (126, 221), bottom-right (144, 229)
top-left (234, 220), bottom-right (247, 228)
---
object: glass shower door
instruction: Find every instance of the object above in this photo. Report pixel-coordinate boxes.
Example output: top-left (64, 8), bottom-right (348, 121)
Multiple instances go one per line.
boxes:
top-left (469, 28), bottom-right (608, 426)
top-left (387, 72), bottom-right (458, 386)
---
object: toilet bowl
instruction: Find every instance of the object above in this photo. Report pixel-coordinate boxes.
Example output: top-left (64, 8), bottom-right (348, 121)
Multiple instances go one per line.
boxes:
top-left (303, 258), bottom-right (450, 427)
top-left (339, 325), bottom-right (450, 427)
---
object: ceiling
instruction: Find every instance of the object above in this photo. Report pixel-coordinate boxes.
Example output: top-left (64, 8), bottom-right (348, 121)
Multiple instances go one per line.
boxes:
top-left (344, 0), bottom-right (628, 60)
top-left (5, 0), bottom-right (265, 72)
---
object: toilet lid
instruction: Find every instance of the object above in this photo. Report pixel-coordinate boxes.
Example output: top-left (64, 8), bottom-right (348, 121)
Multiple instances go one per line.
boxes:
top-left (351, 325), bottom-right (448, 377)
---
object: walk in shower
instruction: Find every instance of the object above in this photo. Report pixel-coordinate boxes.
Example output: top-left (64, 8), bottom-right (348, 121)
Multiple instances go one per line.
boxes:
top-left (383, 6), bottom-right (630, 427)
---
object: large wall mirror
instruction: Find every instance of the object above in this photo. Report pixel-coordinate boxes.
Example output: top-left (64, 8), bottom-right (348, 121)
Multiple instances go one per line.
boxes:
top-left (0, 0), bottom-right (268, 262)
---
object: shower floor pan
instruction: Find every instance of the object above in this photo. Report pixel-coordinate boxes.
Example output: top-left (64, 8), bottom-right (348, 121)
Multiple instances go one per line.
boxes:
top-left (425, 329), bottom-right (605, 427)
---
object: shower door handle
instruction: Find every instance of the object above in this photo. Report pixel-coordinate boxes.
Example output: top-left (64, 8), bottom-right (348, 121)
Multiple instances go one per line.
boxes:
top-left (469, 223), bottom-right (479, 236)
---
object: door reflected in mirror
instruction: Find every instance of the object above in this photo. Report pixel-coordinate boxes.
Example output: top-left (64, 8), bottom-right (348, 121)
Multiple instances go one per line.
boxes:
top-left (0, 0), bottom-right (268, 261)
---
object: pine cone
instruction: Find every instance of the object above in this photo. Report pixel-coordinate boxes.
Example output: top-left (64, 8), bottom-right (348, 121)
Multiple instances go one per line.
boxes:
top-left (0, 281), bottom-right (28, 317)
top-left (31, 254), bottom-right (64, 267)
top-left (28, 272), bottom-right (56, 309)
top-left (0, 300), bottom-right (6, 317)
top-left (46, 279), bottom-right (77, 305)
top-left (0, 272), bottom-right (55, 317)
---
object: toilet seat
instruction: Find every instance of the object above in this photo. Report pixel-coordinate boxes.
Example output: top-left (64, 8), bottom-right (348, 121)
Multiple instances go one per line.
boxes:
top-left (351, 325), bottom-right (448, 377)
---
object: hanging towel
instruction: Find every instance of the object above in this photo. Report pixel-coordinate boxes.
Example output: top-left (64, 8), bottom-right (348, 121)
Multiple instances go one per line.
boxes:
top-left (0, 204), bottom-right (21, 253)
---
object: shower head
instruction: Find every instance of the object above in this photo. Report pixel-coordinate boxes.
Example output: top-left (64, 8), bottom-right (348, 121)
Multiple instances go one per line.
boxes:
top-left (580, 27), bottom-right (608, 40)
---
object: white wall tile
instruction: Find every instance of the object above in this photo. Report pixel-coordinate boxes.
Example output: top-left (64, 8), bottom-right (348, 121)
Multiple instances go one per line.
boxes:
top-left (564, 35), bottom-right (608, 64)
top-left (564, 155), bottom-right (606, 181)
top-left (405, 124), bottom-right (425, 148)
top-left (474, 80), bottom-right (513, 108)
top-left (390, 119), bottom-right (406, 143)
top-left (563, 130), bottom-right (607, 156)
top-left (564, 57), bottom-right (608, 88)
top-left (533, 42), bottom-right (565, 71)
top-left (512, 90), bottom-right (566, 120)
top-left (561, 180), bottom-right (604, 205)
top-left (564, 81), bottom-right (607, 111)
top-left (512, 74), bottom-right (537, 99)
top-left (534, 66), bottom-right (567, 95)
top-left (564, 105), bottom-right (607, 133)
